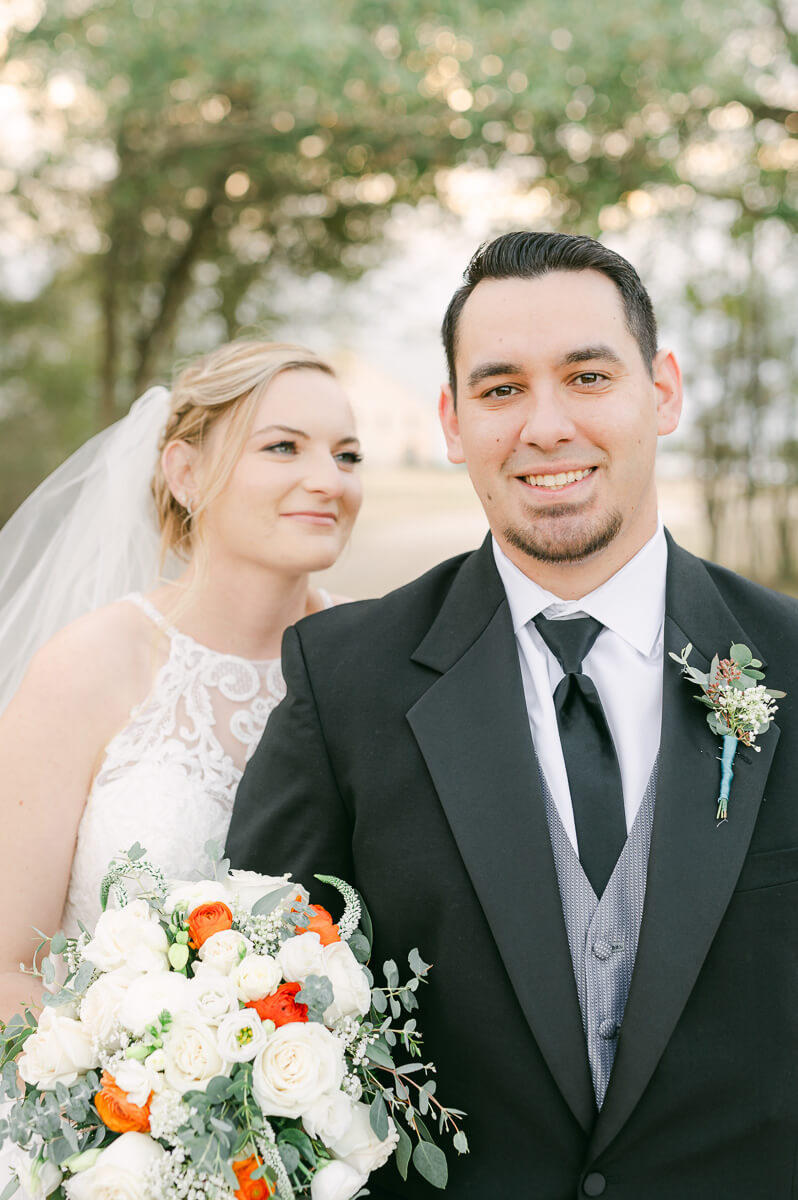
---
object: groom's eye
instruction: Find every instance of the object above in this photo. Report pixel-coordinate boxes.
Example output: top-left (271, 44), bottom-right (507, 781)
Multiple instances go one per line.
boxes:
top-left (484, 384), bottom-right (520, 398)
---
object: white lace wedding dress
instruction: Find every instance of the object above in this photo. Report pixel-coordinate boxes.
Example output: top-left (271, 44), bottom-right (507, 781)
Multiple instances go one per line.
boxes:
top-left (61, 590), bottom-right (330, 933)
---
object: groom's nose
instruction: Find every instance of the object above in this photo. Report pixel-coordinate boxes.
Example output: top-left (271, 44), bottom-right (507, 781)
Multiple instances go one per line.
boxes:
top-left (517, 385), bottom-right (578, 451)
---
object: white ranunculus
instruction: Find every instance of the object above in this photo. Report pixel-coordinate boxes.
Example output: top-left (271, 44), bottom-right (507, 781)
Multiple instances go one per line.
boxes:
top-left (64, 1132), bottom-right (164, 1200)
top-left (302, 1090), bottom-right (355, 1144)
top-left (80, 967), bottom-right (135, 1047)
top-left (310, 1160), bottom-right (368, 1200)
top-left (321, 942), bottom-right (371, 1025)
top-left (9, 1149), bottom-right (63, 1200)
top-left (276, 931), bottom-right (325, 984)
top-left (225, 869), bottom-right (309, 913)
top-left (83, 900), bottom-right (169, 975)
top-left (327, 1101), bottom-right (399, 1175)
top-left (186, 970), bottom-right (239, 1024)
top-left (162, 1011), bottom-right (231, 1093)
top-left (118, 971), bottom-right (192, 1037)
top-left (17, 1007), bottom-right (98, 1090)
top-left (215, 1009), bottom-right (269, 1063)
top-left (110, 1058), bottom-right (159, 1108)
top-left (197, 929), bottom-right (251, 975)
top-left (162, 880), bottom-right (229, 916)
top-left (231, 953), bottom-right (282, 1003)
top-left (252, 1022), bottom-right (345, 1118)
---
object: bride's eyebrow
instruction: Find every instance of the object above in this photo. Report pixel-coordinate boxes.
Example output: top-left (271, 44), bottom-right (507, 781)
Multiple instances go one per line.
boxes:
top-left (250, 424), bottom-right (307, 439)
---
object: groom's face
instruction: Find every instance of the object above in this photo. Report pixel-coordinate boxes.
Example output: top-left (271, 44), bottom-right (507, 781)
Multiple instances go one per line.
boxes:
top-left (439, 269), bottom-right (682, 578)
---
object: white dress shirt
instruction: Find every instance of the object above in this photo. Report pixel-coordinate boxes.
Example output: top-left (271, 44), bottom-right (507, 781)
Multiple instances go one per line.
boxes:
top-left (493, 525), bottom-right (667, 856)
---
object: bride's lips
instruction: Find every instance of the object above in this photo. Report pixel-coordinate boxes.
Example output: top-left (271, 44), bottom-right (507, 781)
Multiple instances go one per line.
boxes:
top-left (280, 511), bottom-right (338, 526)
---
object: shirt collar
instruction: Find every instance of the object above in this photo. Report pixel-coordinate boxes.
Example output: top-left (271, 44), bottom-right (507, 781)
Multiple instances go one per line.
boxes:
top-left (492, 522), bottom-right (667, 658)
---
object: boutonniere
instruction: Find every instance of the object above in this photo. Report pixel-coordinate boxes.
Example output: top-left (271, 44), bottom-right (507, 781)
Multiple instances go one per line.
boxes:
top-left (670, 642), bottom-right (785, 821)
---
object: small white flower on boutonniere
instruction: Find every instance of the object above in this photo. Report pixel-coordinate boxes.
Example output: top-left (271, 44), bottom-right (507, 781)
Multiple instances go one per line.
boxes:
top-left (670, 642), bottom-right (785, 821)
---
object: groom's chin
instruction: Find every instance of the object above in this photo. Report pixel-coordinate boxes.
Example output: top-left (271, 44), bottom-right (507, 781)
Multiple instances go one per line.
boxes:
top-left (502, 508), bottom-right (623, 565)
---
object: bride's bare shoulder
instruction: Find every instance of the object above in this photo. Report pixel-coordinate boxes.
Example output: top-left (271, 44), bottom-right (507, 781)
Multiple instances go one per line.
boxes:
top-left (20, 599), bottom-right (163, 709)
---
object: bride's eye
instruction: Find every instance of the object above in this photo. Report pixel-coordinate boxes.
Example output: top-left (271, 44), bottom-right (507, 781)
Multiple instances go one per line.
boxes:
top-left (262, 441), bottom-right (297, 455)
top-left (335, 450), bottom-right (363, 467)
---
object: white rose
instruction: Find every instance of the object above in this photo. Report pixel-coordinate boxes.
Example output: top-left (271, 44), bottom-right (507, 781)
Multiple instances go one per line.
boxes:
top-left (226, 869), bottom-right (308, 912)
top-left (302, 1090), bottom-right (355, 1144)
top-left (80, 968), bottom-right (135, 1047)
top-left (276, 931), bottom-right (325, 984)
top-left (162, 1011), bottom-right (231, 1093)
top-left (118, 971), bottom-right (192, 1037)
top-left (111, 1058), bottom-right (159, 1108)
top-left (321, 942), bottom-right (371, 1025)
top-left (198, 929), bottom-right (251, 975)
top-left (163, 880), bottom-right (229, 916)
top-left (327, 1101), bottom-right (399, 1175)
top-left (9, 1150), bottom-right (62, 1200)
top-left (231, 953), bottom-right (282, 1003)
top-left (310, 1160), bottom-right (367, 1200)
top-left (83, 900), bottom-right (169, 974)
top-left (252, 1022), bottom-right (344, 1118)
top-left (64, 1132), bottom-right (164, 1200)
top-left (215, 1009), bottom-right (269, 1063)
top-left (18, 1007), bottom-right (98, 1090)
top-left (186, 970), bottom-right (239, 1024)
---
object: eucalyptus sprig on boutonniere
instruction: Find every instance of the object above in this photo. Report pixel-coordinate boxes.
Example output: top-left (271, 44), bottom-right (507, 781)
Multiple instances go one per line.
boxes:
top-left (670, 642), bottom-right (785, 821)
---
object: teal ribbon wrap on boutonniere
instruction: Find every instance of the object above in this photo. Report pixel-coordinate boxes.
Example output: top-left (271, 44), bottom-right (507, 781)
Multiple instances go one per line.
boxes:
top-left (670, 642), bottom-right (785, 821)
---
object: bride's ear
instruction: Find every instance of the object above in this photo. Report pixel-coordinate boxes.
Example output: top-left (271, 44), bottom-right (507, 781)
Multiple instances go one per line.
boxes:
top-left (161, 440), bottom-right (200, 511)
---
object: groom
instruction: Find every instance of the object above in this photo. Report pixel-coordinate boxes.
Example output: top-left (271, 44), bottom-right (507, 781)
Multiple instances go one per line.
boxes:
top-left (227, 232), bottom-right (798, 1197)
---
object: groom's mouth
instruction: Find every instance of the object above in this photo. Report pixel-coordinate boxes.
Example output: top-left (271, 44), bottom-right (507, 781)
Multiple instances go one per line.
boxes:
top-left (517, 466), bottom-right (597, 494)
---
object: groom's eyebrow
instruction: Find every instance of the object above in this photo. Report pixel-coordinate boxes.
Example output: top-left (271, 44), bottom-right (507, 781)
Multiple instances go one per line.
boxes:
top-left (465, 361), bottom-right (524, 389)
top-left (558, 344), bottom-right (624, 366)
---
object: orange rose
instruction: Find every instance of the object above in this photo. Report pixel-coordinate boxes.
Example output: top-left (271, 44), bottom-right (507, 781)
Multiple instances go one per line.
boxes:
top-left (233, 1155), bottom-right (276, 1200)
top-left (246, 981), bottom-right (308, 1027)
top-left (295, 903), bottom-right (340, 946)
top-left (94, 1070), bottom-right (151, 1133)
top-left (188, 901), bottom-right (234, 949)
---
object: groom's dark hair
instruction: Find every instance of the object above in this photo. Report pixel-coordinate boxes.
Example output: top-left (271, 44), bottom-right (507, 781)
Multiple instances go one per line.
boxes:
top-left (441, 231), bottom-right (658, 397)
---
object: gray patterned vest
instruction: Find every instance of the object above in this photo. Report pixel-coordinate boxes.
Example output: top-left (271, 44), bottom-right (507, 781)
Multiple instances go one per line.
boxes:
top-left (541, 762), bottom-right (657, 1107)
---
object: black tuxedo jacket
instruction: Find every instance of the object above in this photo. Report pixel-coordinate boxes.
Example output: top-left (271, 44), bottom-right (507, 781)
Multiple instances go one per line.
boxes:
top-left (227, 534), bottom-right (798, 1198)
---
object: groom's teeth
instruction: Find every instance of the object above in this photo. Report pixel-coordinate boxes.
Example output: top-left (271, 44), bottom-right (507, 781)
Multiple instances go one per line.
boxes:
top-left (524, 467), bottom-right (593, 488)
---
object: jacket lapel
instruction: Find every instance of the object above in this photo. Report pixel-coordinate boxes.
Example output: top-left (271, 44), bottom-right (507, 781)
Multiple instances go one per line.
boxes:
top-left (589, 535), bottom-right (780, 1160)
top-left (407, 539), bottom-right (596, 1132)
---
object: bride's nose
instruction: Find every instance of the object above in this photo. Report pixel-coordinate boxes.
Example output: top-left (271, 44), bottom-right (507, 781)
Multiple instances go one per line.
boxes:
top-left (302, 449), bottom-right (346, 497)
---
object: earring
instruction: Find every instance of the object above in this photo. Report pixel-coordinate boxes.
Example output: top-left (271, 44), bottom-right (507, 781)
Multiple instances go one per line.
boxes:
top-left (185, 497), bottom-right (193, 517)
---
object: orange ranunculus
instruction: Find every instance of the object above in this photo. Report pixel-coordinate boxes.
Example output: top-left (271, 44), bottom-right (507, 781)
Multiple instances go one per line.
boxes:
top-left (188, 901), bottom-right (234, 949)
top-left (295, 903), bottom-right (340, 946)
top-left (246, 981), bottom-right (308, 1027)
top-left (233, 1156), bottom-right (276, 1200)
top-left (94, 1071), bottom-right (152, 1133)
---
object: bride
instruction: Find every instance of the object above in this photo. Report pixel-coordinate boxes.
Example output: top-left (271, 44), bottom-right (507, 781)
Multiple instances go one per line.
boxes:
top-left (0, 339), bottom-right (363, 1019)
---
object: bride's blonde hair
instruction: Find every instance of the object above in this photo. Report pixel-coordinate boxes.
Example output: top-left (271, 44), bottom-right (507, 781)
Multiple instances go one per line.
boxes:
top-left (152, 339), bottom-right (335, 568)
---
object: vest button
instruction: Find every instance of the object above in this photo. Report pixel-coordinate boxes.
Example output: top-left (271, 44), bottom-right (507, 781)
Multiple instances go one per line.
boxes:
top-left (598, 1018), bottom-right (620, 1040)
top-left (592, 938), bottom-right (613, 960)
top-left (583, 1172), bottom-right (606, 1196)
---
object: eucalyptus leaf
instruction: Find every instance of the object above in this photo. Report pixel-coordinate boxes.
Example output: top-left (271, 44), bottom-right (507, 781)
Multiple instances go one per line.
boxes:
top-left (395, 1123), bottom-right (412, 1181)
top-left (412, 1141), bottom-right (448, 1189)
top-left (49, 932), bottom-right (67, 956)
top-left (0, 1177), bottom-right (20, 1200)
top-left (127, 842), bottom-right (146, 860)
top-left (730, 643), bottom-right (752, 667)
top-left (251, 884), bottom-right (293, 917)
top-left (368, 1091), bottom-right (389, 1141)
top-left (278, 1126), bottom-right (316, 1166)
top-left (371, 988), bottom-right (387, 1014)
top-left (453, 1130), bottom-right (469, 1154)
top-left (347, 931), bottom-right (371, 964)
top-left (72, 961), bottom-right (95, 993)
top-left (408, 948), bottom-right (430, 976)
top-left (365, 1040), bottom-right (395, 1069)
top-left (383, 959), bottom-right (399, 989)
top-left (278, 1144), bottom-right (300, 1174)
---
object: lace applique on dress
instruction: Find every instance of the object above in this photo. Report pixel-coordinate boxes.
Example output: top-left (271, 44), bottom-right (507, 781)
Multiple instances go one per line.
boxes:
top-left (60, 592), bottom-right (318, 934)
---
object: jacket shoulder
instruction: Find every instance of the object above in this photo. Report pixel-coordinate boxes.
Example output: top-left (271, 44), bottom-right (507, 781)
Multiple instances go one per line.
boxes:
top-left (296, 549), bottom-right (477, 652)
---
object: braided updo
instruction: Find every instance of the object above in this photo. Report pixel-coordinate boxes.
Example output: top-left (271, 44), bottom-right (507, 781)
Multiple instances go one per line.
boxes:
top-left (151, 339), bottom-right (335, 567)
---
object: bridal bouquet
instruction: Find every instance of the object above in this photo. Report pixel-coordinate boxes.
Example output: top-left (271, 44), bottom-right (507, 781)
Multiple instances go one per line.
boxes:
top-left (0, 845), bottom-right (466, 1200)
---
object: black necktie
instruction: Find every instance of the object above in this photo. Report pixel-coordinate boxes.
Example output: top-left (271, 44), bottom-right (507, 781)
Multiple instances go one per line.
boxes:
top-left (533, 613), bottom-right (627, 897)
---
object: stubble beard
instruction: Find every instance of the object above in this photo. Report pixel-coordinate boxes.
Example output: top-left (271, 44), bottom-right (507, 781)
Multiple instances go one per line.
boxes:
top-left (503, 504), bottom-right (624, 564)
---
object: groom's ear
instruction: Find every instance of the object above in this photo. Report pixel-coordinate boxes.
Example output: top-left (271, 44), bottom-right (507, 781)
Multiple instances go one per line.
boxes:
top-left (439, 384), bottom-right (465, 465)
